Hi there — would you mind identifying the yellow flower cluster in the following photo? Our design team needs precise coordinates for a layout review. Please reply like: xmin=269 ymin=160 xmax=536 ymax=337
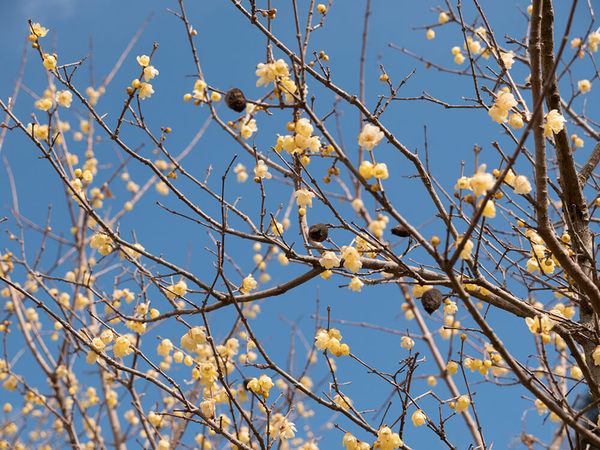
xmin=246 ymin=374 xmax=274 ymax=398
xmin=343 ymin=432 xmax=371 ymax=450
xmin=240 ymin=274 xmax=257 ymax=294
xmin=165 ymin=279 xmax=187 ymax=300
xmin=275 ymin=118 xmax=321 ymax=155
xmin=373 ymin=426 xmax=403 ymax=450
xmin=90 ymin=233 xmax=113 ymax=256
xmin=544 ymin=109 xmax=566 ymax=137
xmin=359 ymin=160 xmax=389 ymax=180
xmin=180 ymin=326 xmax=207 ymax=353
xmin=315 ymin=328 xmax=350 ymax=356
xmin=488 ymin=88 xmax=517 ymax=124
xmin=255 ymin=59 xmax=299 ymax=102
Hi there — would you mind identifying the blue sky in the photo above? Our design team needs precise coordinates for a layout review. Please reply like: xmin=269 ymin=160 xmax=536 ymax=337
xmin=1 ymin=0 xmax=597 ymax=448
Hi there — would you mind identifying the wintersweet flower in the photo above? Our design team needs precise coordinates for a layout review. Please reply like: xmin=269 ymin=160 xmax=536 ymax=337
xmin=255 ymin=59 xmax=289 ymax=87
xmin=495 ymin=90 xmax=518 ymax=110
xmin=137 ymin=55 xmax=150 ymax=67
xmin=334 ymin=394 xmax=353 ymax=411
xmin=535 ymin=399 xmax=548 ymax=415
xmin=358 ymin=124 xmax=384 ymax=150
xmin=589 ymin=29 xmax=600 ymax=52
xmin=56 ymin=91 xmax=72 ymax=107
xmin=30 ymin=23 xmax=49 ymax=39
xmin=241 ymin=118 xmax=257 ymax=139
xmin=544 ymin=109 xmax=566 ymax=137
xmin=359 ymin=160 xmax=374 ymax=179
xmin=319 ymin=251 xmax=341 ymax=269
xmin=455 ymin=235 xmax=474 ymax=260
xmin=113 ymin=335 xmax=133 ymax=358
xmin=342 ymin=246 xmax=362 ymax=272
xmin=254 ymin=160 xmax=272 ymax=179
xmin=500 ymin=51 xmax=514 ymax=69
xmin=143 ymin=65 xmax=159 ymax=81
xmin=35 ymin=98 xmax=53 ymax=111
xmin=513 ymin=175 xmax=532 ymax=195
xmin=411 ymin=409 xmax=426 ymax=427
xmin=470 ymin=164 xmax=494 ymax=197
xmin=351 ymin=198 xmax=364 ymax=211
xmin=480 ymin=199 xmax=496 ymax=218
xmin=455 ymin=395 xmax=470 ymax=413
xmin=43 ymin=54 xmax=57 ymax=70
xmin=241 ymin=275 xmax=257 ymax=294
xmin=374 ymin=426 xmax=403 ymax=450
xmin=348 ymin=277 xmax=364 ymax=292
xmin=400 ymin=336 xmax=414 ymax=349
xmin=446 ymin=361 xmax=458 ymax=375
xmin=200 ymin=397 xmax=216 ymax=418
xmin=571 ymin=38 xmax=582 ymax=49
xmin=138 ymin=83 xmax=154 ymax=100
xmin=294 ymin=189 xmax=315 ymax=208
xmin=593 ymin=345 xmax=600 ymax=366
xmin=438 ymin=12 xmax=449 ymax=23
xmin=578 ymin=79 xmax=591 ymax=93
xmin=295 ymin=118 xmax=313 ymax=137
xmin=373 ymin=163 xmax=389 ymax=179
xmin=508 ymin=113 xmax=524 ymax=129
xmin=454 ymin=176 xmax=471 ymax=190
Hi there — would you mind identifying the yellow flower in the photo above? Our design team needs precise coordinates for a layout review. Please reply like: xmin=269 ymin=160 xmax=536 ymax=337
xmin=593 ymin=345 xmax=600 ymax=366
xmin=544 ymin=109 xmax=566 ymax=137
xmin=500 ymin=51 xmax=514 ymax=69
xmin=513 ymin=175 xmax=532 ymax=195
xmin=400 ymin=336 xmax=414 ymax=349
xmin=143 ymin=65 xmax=159 ymax=81
xmin=43 ymin=54 xmax=57 ymax=70
xmin=139 ymin=83 xmax=154 ymax=100
xmin=56 ymin=91 xmax=73 ymax=107
xmin=577 ymin=79 xmax=591 ymax=94
xmin=439 ymin=12 xmax=449 ymax=23
xmin=373 ymin=163 xmax=389 ymax=179
xmin=348 ymin=277 xmax=363 ymax=292
xmin=374 ymin=426 xmax=403 ymax=450
xmin=508 ymin=113 xmax=524 ymax=129
xmin=480 ymin=199 xmax=496 ymax=218
xmin=426 ymin=29 xmax=435 ymax=40
xmin=319 ymin=251 xmax=341 ymax=269
xmin=30 ymin=23 xmax=49 ymax=38
xmin=358 ymin=124 xmax=384 ymax=150
xmin=535 ymin=399 xmax=548 ymax=415
xmin=241 ymin=275 xmax=257 ymax=294
xmin=411 ymin=409 xmax=426 ymax=427
xmin=35 ymin=98 xmax=53 ymax=111
xmin=136 ymin=55 xmax=150 ymax=67
xmin=446 ymin=361 xmax=458 ymax=375
xmin=470 ymin=164 xmax=494 ymax=197
xmin=359 ymin=160 xmax=374 ymax=179
xmin=254 ymin=160 xmax=271 ymax=179
xmin=455 ymin=395 xmax=470 ymax=413
xmin=294 ymin=188 xmax=315 ymax=208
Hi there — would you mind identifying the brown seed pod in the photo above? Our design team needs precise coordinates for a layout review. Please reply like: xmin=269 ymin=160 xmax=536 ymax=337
xmin=391 ymin=224 xmax=410 ymax=238
xmin=225 ymin=88 xmax=247 ymax=112
xmin=308 ymin=223 xmax=329 ymax=242
xmin=420 ymin=288 xmax=443 ymax=315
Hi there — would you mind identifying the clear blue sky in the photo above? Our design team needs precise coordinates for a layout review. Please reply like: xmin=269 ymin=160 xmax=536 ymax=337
xmin=1 ymin=0 xmax=596 ymax=448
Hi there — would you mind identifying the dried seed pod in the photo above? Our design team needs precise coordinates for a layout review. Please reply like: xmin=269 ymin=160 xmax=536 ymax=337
xmin=391 ymin=224 xmax=410 ymax=238
xmin=420 ymin=288 xmax=443 ymax=315
xmin=308 ymin=223 xmax=329 ymax=242
xmin=225 ymin=88 xmax=247 ymax=112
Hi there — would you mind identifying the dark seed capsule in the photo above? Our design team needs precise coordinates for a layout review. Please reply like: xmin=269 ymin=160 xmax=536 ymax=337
xmin=225 ymin=88 xmax=247 ymax=113
xmin=420 ymin=288 xmax=443 ymax=315
xmin=391 ymin=224 xmax=410 ymax=238
xmin=308 ymin=223 xmax=329 ymax=242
